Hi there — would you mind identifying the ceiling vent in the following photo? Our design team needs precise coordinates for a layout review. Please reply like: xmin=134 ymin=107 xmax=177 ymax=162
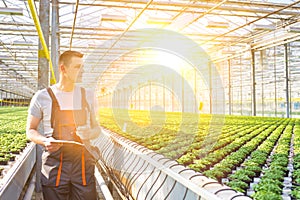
xmin=147 ymin=17 xmax=172 ymax=25
xmin=101 ymin=14 xmax=127 ymax=22
xmin=205 ymin=21 xmax=229 ymax=28
xmin=250 ymin=23 xmax=276 ymax=31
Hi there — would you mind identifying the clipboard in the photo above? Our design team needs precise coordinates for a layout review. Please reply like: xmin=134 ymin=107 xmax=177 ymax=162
xmin=46 ymin=139 xmax=84 ymax=146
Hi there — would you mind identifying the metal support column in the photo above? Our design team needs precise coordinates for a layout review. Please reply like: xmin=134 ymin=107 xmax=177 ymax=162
xmin=134 ymin=86 xmax=137 ymax=110
xmin=120 ymin=88 xmax=123 ymax=109
xmin=118 ymin=89 xmax=121 ymax=108
xmin=209 ymin=61 xmax=212 ymax=114
xmin=144 ymin=84 xmax=147 ymax=110
xmin=274 ymin=46 xmax=278 ymax=117
xmin=109 ymin=92 xmax=112 ymax=108
xmin=122 ymin=88 xmax=125 ymax=109
xmin=38 ymin=0 xmax=50 ymax=89
xmin=5 ymin=91 xmax=7 ymax=106
xmin=116 ymin=89 xmax=118 ymax=108
xmin=194 ymin=69 xmax=197 ymax=113
xmin=162 ymin=76 xmax=166 ymax=111
xmin=129 ymin=86 xmax=133 ymax=109
xmin=228 ymin=59 xmax=232 ymax=115
xmin=260 ymin=50 xmax=264 ymax=116
xmin=284 ymin=43 xmax=290 ymax=118
xmin=182 ymin=70 xmax=185 ymax=113
xmin=138 ymin=83 xmax=141 ymax=110
xmin=51 ymin=0 xmax=59 ymax=81
xmin=37 ymin=1 xmax=50 ymax=196
xmin=240 ymin=56 xmax=243 ymax=115
xmin=172 ymin=75 xmax=175 ymax=112
xmin=251 ymin=49 xmax=256 ymax=116
xmin=149 ymin=81 xmax=152 ymax=110
xmin=125 ymin=87 xmax=128 ymax=109
xmin=155 ymin=81 xmax=158 ymax=108
xmin=116 ymin=89 xmax=119 ymax=108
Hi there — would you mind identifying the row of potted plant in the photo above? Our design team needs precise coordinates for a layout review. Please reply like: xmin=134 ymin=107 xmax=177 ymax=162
xmin=292 ymin=122 xmax=300 ymax=199
xmin=0 ymin=107 xmax=28 ymax=166
xmin=225 ymin=123 xmax=288 ymax=193
xmin=192 ymin=124 xmax=268 ymax=173
xmin=99 ymin=109 xmax=290 ymax=168
xmin=251 ymin=121 xmax=293 ymax=199
xmin=0 ymin=107 xmax=27 ymax=134
xmin=203 ymin=123 xmax=282 ymax=183
xmin=98 ymin=108 xmax=298 ymax=199
xmin=176 ymin=124 xmax=260 ymax=165
xmin=164 ymin=115 xmax=274 ymax=161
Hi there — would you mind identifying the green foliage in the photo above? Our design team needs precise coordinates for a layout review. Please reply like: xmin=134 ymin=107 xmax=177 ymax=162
xmin=99 ymin=108 xmax=297 ymax=198
xmin=226 ymin=180 xmax=248 ymax=193
xmin=252 ymin=191 xmax=282 ymax=200
xmin=0 ymin=107 xmax=28 ymax=160
xmin=292 ymin=186 xmax=300 ymax=199
xmin=254 ymin=179 xmax=283 ymax=194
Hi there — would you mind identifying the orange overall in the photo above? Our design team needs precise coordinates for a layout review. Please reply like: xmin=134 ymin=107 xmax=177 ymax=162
xmin=41 ymin=87 xmax=97 ymax=200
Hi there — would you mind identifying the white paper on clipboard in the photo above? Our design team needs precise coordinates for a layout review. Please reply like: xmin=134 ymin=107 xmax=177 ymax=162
xmin=48 ymin=140 xmax=84 ymax=146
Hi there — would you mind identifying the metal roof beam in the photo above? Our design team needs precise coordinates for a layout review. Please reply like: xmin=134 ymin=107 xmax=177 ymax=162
xmin=0 ymin=7 xmax=23 ymax=15
xmin=58 ymin=1 xmax=300 ymax=16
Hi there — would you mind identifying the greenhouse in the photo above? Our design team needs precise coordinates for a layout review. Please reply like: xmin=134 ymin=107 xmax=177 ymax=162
xmin=1 ymin=0 xmax=300 ymax=200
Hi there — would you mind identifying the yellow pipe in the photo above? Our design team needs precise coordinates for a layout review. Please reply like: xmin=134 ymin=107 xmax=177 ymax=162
xmin=27 ymin=0 xmax=56 ymax=85
xmin=0 ymin=100 xmax=27 ymax=104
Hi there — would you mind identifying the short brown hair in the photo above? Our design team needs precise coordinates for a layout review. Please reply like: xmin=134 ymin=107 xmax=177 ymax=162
xmin=59 ymin=50 xmax=83 ymax=67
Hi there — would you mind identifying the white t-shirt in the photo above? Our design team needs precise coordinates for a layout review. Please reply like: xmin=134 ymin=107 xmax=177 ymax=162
xmin=28 ymin=84 xmax=93 ymax=137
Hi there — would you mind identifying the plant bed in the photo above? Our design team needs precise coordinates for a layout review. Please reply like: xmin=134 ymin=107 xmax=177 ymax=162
xmin=227 ymin=180 xmax=248 ymax=193
xmin=5 ymin=154 xmax=15 ymax=162
xmin=252 ymin=191 xmax=283 ymax=200
xmin=98 ymin=109 xmax=300 ymax=199
xmin=10 ymin=149 xmax=21 ymax=154
xmin=0 ymin=157 xmax=9 ymax=165
xmin=291 ymin=186 xmax=300 ymax=200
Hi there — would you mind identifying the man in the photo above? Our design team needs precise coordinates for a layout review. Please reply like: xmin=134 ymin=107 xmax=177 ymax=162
xmin=26 ymin=50 xmax=100 ymax=200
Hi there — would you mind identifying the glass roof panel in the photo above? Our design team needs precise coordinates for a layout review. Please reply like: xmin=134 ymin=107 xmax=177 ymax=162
xmin=1 ymin=0 xmax=300 ymax=96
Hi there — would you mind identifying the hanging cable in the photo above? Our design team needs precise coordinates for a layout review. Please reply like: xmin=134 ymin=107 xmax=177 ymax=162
xmin=69 ymin=0 xmax=79 ymax=50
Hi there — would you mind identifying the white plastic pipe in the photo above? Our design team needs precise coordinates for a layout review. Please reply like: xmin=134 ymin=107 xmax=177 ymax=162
xmin=94 ymin=166 xmax=114 ymax=200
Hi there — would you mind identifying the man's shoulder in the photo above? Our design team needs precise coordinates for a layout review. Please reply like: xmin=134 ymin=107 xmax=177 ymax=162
xmin=28 ymin=87 xmax=51 ymax=115
xmin=31 ymin=88 xmax=51 ymax=102
xmin=35 ymin=88 xmax=50 ymax=97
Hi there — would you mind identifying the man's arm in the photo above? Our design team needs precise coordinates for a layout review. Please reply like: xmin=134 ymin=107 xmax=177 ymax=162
xmin=76 ymin=125 xmax=101 ymax=140
xmin=26 ymin=114 xmax=62 ymax=152
xmin=76 ymin=106 xmax=101 ymax=140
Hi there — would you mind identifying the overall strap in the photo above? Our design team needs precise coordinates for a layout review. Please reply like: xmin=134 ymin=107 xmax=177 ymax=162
xmin=80 ymin=87 xmax=89 ymax=185
xmin=47 ymin=88 xmax=63 ymax=186
xmin=80 ymin=87 xmax=90 ymax=112
xmin=47 ymin=87 xmax=60 ymax=128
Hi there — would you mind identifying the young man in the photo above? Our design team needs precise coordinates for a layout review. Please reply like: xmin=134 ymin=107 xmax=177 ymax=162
xmin=26 ymin=50 xmax=100 ymax=200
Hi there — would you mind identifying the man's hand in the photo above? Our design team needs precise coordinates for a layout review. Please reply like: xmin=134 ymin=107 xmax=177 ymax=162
xmin=43 ymin=137 xmax=63 ymax=153
xmin=76 ymin=126 xmax=101 ymax=140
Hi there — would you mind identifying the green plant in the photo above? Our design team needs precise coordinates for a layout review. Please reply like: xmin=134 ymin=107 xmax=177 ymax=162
xmin=252 ymin=191 xmax=282 ymax=200
xmin=253 ymin=179 xmax=282 ymax=194
xmin=228 ymin=173 xmax=252 ymax=183
xmin=0 ymin=157 xmax=9 ymax=165
xmin=226 ymin=181 xmax=248 ymax=193
xmin=263 ymin=170 xmax=284 ymax=182
xmin=292 ymin=186 xmax=300 ymax=199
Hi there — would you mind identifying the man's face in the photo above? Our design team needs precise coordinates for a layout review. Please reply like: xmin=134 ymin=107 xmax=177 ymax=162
xmin=64 ymin=56 xmax=83 ymax=83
